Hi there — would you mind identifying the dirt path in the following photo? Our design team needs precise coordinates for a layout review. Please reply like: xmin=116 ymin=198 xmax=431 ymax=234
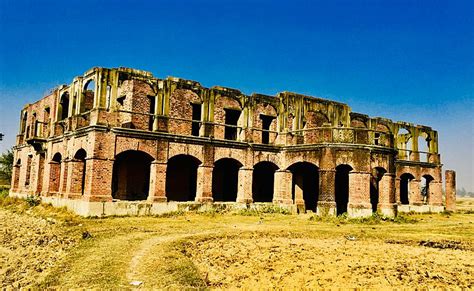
xmin=126 ymin=230 xmax=216 ymax=286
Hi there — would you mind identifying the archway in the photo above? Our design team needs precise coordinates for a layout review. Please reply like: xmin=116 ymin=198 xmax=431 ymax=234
xmin=421 ymin=175 xmax=434 ymax=205
xmin=212 ymin=158 xmax=242 ymax=201
xmin=287 ymin=162 xmax=319 ymax=212
xmin=166 ymin=155 xmax=201 ymax=201
xmin=370 ymin=167 xmax=387 ymax=213
xmin=112 ymin=150 xmax=153 ymax=201
xmin=59 ymin=92 xmax=70 ymax=120
xmin=50 ymin=153 xmax=62 ymax=193
xmin=252 ymin=161 xmax=279 ymax=202
xmin=400 ymin=173 xmax=415 ymax=205
xmin=71 ymin=149 xmax=87 ymax=195
xmin=418 ymin=132 xmax=430 ymax=162
xmin=335 ymin=164 xmax=352 ymax=215
xmin=81 ymin=79 xmax=95 ymax=113
xmin=397 ymin=128 xmax=412 ymax=160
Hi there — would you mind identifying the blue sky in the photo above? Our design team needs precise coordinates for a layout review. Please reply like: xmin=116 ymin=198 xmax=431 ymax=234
xmin=0 ymin=0 xmax=472 ymax=191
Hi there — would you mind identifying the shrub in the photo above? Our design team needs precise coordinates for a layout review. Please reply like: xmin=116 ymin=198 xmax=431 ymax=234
xmin=26 ymin=195 xmax=41 ymax=207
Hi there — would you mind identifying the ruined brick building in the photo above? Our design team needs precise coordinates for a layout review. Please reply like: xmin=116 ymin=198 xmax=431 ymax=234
xmin=10 ymin=67 xmax=457 ymax=216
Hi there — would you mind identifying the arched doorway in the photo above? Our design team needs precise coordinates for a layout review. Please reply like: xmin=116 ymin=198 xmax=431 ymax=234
xmin=252 ymin=161 xmax=279 ymax=202
xmin=212 ymin=158 xmax=243 ymax=201
xmin=50 ymin=153 xmax=62 ymax=193
xmin=335 ymin=164 xmax=353 ymax=215
xmin=421 ymin=175 xmax=434 ymax=205
xmin=112 ymin=150 xmax=153 ymax=201
xmin=400 ymin=173 xmax=415 ymax=205
xmin=287 ymin=162 xmax=319 ymax=212
xmin=166 ymin=155 xmax=201 ymax=201
xmin=370 ymin=167 xmax=387 ymax=213
xmin=72 ymin=149 xmax=87 ymax=195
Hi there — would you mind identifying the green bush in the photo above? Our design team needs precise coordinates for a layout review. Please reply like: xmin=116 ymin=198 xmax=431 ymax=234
xmin=26 ymin=195 xmax=41 ymax=207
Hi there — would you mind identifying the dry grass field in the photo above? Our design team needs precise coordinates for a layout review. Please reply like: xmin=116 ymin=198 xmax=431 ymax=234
xmin=1 ymin=193 xmax=473 ymax=289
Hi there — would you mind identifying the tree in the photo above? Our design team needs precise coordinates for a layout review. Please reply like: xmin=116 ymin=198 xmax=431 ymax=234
xmin=0 ymin=148 xmax=13 ymax=184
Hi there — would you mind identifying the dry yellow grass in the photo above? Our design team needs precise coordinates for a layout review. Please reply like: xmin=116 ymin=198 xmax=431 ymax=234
xmin=457 ymin=196 xmax=474 ymax=212
xmin=1 ymin=197 xmax=473 ymax=289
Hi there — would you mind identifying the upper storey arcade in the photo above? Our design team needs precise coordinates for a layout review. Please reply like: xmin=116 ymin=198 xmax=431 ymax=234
xmin=15 ymin=67 xmax=440 ymax=165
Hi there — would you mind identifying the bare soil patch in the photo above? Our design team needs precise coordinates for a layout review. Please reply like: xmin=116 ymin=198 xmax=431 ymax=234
xmin=182 ymin=233 xmax=474 ymax=289
xmin=0 ymin=209 xmax=80 ymax=288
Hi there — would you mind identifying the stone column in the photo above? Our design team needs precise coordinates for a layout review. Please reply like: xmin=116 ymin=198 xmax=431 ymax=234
xmin=409 ymin=179 xmax=423 ymax=205
xmin=378 ymin=173 xmax=397 ymax=217
xmin=348 ymin=171 xmax=372 ymax=217
xmin=317 ymin=169 xmax=336 ymax=216
xmin=83 ymin=158 xmax=113 ymax=202
xmin=148 ymin=161 xmax=167 ymax=202
xmin=195 ymin=165 xmax=213 ymax=203
xmin=273 ymin=170 xmax=293 ymax=204
xmin=445 ymin=170 xmax=456 ymax=211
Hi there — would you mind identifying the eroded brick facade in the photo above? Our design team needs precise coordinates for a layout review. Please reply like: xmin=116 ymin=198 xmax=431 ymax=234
xmin=10 ymin=67 xmax=455 ymax=216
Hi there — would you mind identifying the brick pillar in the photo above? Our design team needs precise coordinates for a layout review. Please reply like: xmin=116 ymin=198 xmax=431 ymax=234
xmin=237 ymin=167 xmax=253 ymax=203
xmin=445 ymin=170 xmax=456 ymax=211
xmin=46 ymin=161 xmax=61 ymax=195
xmin=317 ymin=169 xmax=336 ymax=216
xmin=378 ymin=173 xmax=397 ymax=217
xmin=395 ymin=177 xmax=401 ymax=204
xmin=11 ymin=165 xmax=20 ymax=192
xmin=67 ymin=159 xmax=84 ymax=199
xmin=148 ymin=161 xmax=167 ymax=202
xmin=273 ymin=170 xmax=292 ymax=204
xmin=409 ymin=179 xmax=423 ymax=205
xmin=196 ymin=165 xmax=213 ymax=203
xmin=348 ymin=171 xmax=372 ymax=217
xmin=83 ymin=158 xmax=113 ymax=202
xmin=428 ymin=181 xmax=443 ymax=207
xmin=60 ymin=160 xmax=69 ymax=198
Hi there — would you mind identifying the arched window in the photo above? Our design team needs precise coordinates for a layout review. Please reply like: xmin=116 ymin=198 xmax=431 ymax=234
xmin=397 ymin=128 xmax=412 ymax=160
xmin=81 ymin=79 xmax=95 ymax=113
xmin=418 ymin=132 xmax=431 ymax=162
xmin=59 ymin=92 xmax=70 ymax=120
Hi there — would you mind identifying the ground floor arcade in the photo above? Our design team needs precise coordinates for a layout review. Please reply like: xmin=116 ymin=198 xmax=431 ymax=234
xmin=10 ymin=132 xmax=453 ymax=217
